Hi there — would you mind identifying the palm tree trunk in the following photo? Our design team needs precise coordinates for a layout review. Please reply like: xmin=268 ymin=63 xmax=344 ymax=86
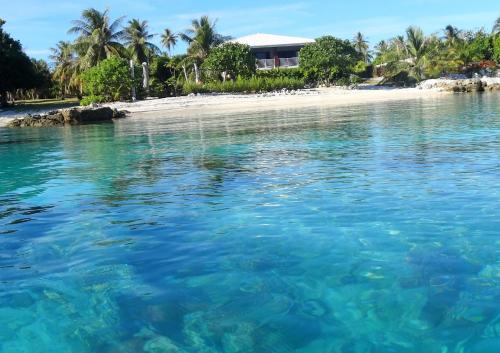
xmin=60 ymin=79 xmax=66 ymax=100
xmin=193 ymin=63 xmax=200 ymax=84
xmin=182 ymin=65 xmax=188 ymax=81
xmin=142 ymin=63 xmax=150 ymax=96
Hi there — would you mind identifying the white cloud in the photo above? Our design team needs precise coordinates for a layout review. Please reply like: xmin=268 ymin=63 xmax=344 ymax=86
xmin=25 ymin=49 xmax=51 ymax=56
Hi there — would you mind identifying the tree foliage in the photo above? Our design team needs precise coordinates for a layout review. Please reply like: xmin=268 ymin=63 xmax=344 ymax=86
xmin=123 ymin=19 xmax=159 ymax=64
xmin=352 ymin=32 xmax=371 ymax=63
xmin=465 ymin=30 xmax=493 ymax=61
xmin=299 ymin=36 xmax=360 ymax=85
xmin=493 ymin=35 xmax=500 ymax=63
xmin=69 ymin=8 xmax=125 ymax=68
xmin=493 ymin=17 xmax=500 ymax=35
xmin=375 ymin=22 xmax=500 ymax=83
xmin=180 ymin=16 xmax=229 ymax=61
xmin=31 ymin=59 xmax=54 ymax=99
xmin=82 ymin=57 xmax=133 ymax=102
xmin=0 ymin=19 xmax=37 ymax=106
xmin=202 ymin=43 xmax=256 ymax=81
xmin=50 ymin=41 xmax=78 ymax=98
xmin=148 ymin=55 xmax=185 ymax=97
xmin=161 ymin=28 xmax=178 ymax=54
xmin=179 ymin=16 xmax=230 ymax=83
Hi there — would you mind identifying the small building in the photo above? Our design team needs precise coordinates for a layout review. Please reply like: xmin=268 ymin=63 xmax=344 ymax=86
xmin=232 ymin=33 xmax=315 ymax=70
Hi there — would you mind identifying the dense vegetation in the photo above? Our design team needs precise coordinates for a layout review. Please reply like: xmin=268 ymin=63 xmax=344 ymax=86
xmin=373 ymin=25 xmax=500 ymax=85
xmin=81 ymin=57 xmax=135 ymax=103
xmin=299 ymin=36 xmax=361 ymax=85
xmin=183 ymin=77 xmax=305 ymax=94
xmin=1 ymin=11 xmax=500 ymax=107
xmin=202 ymin=43 xmax=256 ymax=81
xmin=0 ymin=19 xmax=54 ymax=107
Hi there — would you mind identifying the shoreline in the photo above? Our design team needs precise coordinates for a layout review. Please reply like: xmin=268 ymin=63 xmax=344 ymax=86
xmin=0 ymin=87 xmax=451 ymax=126
xmin=107 ymin=87 xmax=450 ymax=120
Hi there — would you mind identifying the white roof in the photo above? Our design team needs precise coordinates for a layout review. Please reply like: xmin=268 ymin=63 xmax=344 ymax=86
xmin=232 ymin=33 xmax=315 ymax=48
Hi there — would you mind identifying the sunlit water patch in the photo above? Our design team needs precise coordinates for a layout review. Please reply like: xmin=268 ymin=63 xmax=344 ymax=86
xmin=1 ymin=94 xmax=500 ymax=353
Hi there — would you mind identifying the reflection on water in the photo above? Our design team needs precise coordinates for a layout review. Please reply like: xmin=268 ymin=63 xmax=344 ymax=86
xmin=1 ymin=93 xmax=500 ymax=353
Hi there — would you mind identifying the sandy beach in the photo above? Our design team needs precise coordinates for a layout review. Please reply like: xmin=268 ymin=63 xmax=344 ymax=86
xmin=0 ymin=87 xmax=449 ymax=126
xmin=106 ymin=87 xmax=449 ymax=118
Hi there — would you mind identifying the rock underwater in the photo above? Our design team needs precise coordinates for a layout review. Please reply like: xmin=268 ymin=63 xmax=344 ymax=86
xmin=7 ymin=107 xmax=128 ymax=128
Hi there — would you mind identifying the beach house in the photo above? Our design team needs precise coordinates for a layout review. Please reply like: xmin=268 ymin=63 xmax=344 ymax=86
xmin=232 ymin=33 xmax=315 ymax=69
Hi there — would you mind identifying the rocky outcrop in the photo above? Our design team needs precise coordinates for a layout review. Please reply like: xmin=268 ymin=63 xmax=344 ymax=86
xmin=480 ymin=77 xmax=500 ymax=91
xmin=7 ymin=107 xmax=127 ymax=128
xmin=417 ymin=78 xmax=500 ymax=92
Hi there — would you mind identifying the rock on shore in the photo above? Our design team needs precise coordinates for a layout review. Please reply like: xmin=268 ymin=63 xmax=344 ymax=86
xmin=7 ymin=107 xmax=127 ymax=128
xmin=418 ymin=77 xmax=500 ymax=92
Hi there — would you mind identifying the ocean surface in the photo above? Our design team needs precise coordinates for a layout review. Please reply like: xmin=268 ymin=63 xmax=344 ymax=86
xmin=1 ymin=94 xmax=499 ymax=353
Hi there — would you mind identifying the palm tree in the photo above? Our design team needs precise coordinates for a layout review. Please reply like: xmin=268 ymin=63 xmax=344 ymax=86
xmin=393 ymin=35 xmax=408 ymax=57
xmin=50 ymin=41 xmax=75 ymax=98
xmin=443 ymin=25 xmax=461 ymax=47
xmin=68 ymin=8 xmax=125 ymax=68
xmin=493 ymin=17 xmax=500 ymax=35
xmin=353 ymin=32 xmax=371 ymax=63
xmin=161 ymin=28 xmax=178 ymax=54
xmin=405 ymin=26 xmax=430 ymax=80
xmin=123 ymin=19 xmax=160 ymax=64
xmin=180 ymin=16 xmax=229 ymax=83
xmin=375 ymin=40 xmax=388 ymax=55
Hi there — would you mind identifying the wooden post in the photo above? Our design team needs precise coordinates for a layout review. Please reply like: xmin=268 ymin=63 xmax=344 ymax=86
xmin=130 ymin=60 xmax=136 ymax=101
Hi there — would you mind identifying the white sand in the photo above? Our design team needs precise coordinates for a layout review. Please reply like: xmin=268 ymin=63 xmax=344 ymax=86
xmin=0 ymin=87 xmax=448 ymax=126
xmin=106 ymin=87 xmax=448 ymax=119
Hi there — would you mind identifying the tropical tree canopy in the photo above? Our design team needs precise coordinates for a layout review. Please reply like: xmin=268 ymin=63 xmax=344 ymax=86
xmin=123 ymin=19 xmax=160 ymax=64
xmin=352 ymin=32 xmax=371 ymax=63
xmin=443 ymin=25 xmax=461 ymax=47
xmin=202 ymin=43 xmax=256 ymax=80
xmin=82 ymin=57 xmax=134 ymax=102
xmin=161 ymin=28 xmax=178 ymax=53
xmin=493 ymin=17 xmax=500 ymax=35
xmin=50 ymin=41 xmax=76 ymax=97
xmin=69 ymin=8 xmax=125 ymax=68
xmin=493 ymin=35 xmax=500 ymax=62
xmin=0 ymin=19 xmax=37 ymax=106
xmin=180 ymin=16 xmax=229 ymax=60
xmin=30 ymin=59 xmax=54 ymax=98
xmin=179 ymin=16 xmax=230 ymax=83
xmin=299 ymin=36 xmax=361 ymax=85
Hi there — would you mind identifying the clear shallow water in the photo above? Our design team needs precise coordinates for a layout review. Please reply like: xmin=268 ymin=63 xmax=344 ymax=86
xmin=1 ymin=94 xmax=499 ymax=353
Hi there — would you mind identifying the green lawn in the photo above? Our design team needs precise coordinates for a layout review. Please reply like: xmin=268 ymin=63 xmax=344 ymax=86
xmin=2 ymin=98 xmax=80 ymax=114
xmin=0 ymin=98 xmax=79 ymax=116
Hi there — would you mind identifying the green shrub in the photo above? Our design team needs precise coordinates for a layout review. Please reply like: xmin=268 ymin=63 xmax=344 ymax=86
xmin=256 ymin=68 xmax=304 ymax=80
xmin=182 ymin=76 xmax=305 ymax=95
xmin=299 ymin=36 xmax=361 ymax=86
xmin=82 ymin=57 xmax=134 ymax=102
xmin=80 ymin=95 xmax=105 ymax=106
xmin=467 ymin=31 xmax=493 ymax=62
xmin=381 ymin=71 xmax=418 ymax=87
xmin=352 ymin=61 xmax=374 ymax=78
xmin=183 ymin=81 xmax=210 ymax=95
xmin=493 ymin=35 xmax=500 ymax=64
xmin=149 ymin=55 xmax=184 ymax=97
xmin=202 ymin=43 xmax=256 ymax=81
xmin=349 ymin=75 xmax=364 ymax=84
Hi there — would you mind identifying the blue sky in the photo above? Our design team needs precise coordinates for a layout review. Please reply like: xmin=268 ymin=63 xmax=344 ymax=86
xmin=1 ymin=0 xmax=499 ymax=62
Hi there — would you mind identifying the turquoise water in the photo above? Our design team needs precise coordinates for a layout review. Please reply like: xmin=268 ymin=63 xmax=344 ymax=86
xmin=1 ymin=94 xmax=499 ymax=353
